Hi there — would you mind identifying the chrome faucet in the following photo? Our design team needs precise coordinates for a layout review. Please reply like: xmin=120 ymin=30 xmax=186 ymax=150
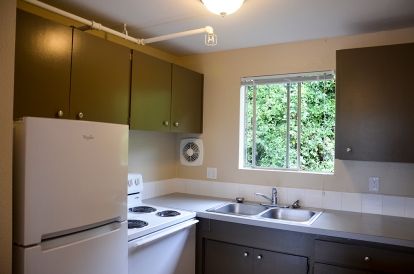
xmin=255 ymin=187 xmax=278 ymax=206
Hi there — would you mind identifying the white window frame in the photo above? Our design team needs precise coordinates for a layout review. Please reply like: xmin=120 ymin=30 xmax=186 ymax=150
xmin=238 ymin=71 xmax=335 ymax=173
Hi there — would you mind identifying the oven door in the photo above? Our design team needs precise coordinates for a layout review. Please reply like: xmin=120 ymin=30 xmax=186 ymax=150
xmin=128 ymin=219 xmax=198 ymax=274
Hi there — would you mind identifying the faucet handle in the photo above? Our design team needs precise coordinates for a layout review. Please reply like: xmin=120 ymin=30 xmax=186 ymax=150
xmin=291 ymin=200 xmax=300 ymax=209
xmin=235 ymin=197 xmax=245 ymax=203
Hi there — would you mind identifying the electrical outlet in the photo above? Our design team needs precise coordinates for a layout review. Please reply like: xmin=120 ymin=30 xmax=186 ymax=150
xmin=368 ymin=177 xmax=379 ymax=192
xmin=207 ymin=167 xmax=217 ymax=180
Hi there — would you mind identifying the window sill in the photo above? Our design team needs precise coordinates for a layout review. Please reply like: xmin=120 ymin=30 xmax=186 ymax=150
xmin=239 ymin=166 xmax=334 ymax=175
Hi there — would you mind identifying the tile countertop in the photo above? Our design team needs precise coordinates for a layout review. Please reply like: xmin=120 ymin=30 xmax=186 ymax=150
xmin=145 ymin=193 xmax=414 ymax=248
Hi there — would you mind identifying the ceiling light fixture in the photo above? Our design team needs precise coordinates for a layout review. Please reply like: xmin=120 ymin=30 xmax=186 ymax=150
xmin=201 ymin=0 xmax=245 ymax=16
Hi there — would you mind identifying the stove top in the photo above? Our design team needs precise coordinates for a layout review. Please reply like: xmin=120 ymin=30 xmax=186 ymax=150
xmin=156 ymin=210 xmax=181 ymax=217
xmin=129 ymin=206 xmax=157 ymax=213
xmin=128 ymin=219 xmax=148 ymax=229
xmin=127 ymin=202 xmax=196 ymax=241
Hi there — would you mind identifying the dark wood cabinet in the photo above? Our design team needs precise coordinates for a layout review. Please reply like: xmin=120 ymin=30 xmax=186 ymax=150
xmin=205 ymin=240 xmax=253 ymax=274
xmin=197 ymin=218 xmax=414 ymax=274
xmin=314 ymin=263 xmax=373 ymax=274
xmin=130 ymin=50 xmax=172 ymax=131
xmin=204 ymin=240 xmax=307 ymax=274
xmin=252 ymin=248 xmax=307 ymax=274
xmin=70 ymin=29 xmax=130 ymax=124
xmin=335 ymin=43 xmax=414 ymax=162
xmin=171 ymin=64 xmax=203 ymax=133
xmin=314 ymin=240 xmax=414 ymax=274
xmin=14 ymin=10 xmax=130 ymax=124
xmin=130 ymin=52 xmax=204 ymax=133
xmin=14 ymin=9 xmax=72 ymax=120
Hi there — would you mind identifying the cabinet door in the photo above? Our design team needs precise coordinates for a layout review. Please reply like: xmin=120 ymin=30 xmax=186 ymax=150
xmin=14 ymin=10 xmax=72 ymax=120
xmin=70 ymin=29 xmax=130 ymax=124
xmin=130 ymin=51 xmax=172 ymax=131
xmin=204 ymin=240 xmax=253 ymax=274
xmin=253 ymin=249 xmax=308 ymax=274
xmin=171 ymin=64 xmax=203 ymax=133
xmin=314 ymin=263 xmax=372 ymax=274
xmin=335 ymin=43 xmax=414 ymax=162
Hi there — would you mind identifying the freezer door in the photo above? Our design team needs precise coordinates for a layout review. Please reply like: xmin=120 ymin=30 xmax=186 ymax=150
xmin=14 ymin=222 xmax=127 ymax=274
xmin=14 ymin=117 xmax=128 ymax=245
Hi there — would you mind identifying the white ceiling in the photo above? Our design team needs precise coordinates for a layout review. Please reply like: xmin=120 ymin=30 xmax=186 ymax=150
xmin=41 ymin=0 xmax=414 ymax=56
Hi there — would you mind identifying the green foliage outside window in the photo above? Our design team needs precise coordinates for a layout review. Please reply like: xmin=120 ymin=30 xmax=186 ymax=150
xmin=244 ymin=78 xmax=335 ymax=173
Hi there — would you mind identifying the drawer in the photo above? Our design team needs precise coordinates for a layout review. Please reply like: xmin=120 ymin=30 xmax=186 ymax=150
xmin=314 ymin=240 xmax=414 ymax=273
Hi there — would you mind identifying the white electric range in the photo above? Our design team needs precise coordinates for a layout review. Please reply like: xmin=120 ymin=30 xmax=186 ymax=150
xmin=127 ymin=174 xmax=196 ymax=241
xmin=127 ymin=174 xmax=197 ymax=274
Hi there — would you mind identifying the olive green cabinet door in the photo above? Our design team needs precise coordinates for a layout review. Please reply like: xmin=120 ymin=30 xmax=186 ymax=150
xmin=335 ymin=43 xmax=414 ymax=162
xmin=171 ymin=64 xmax=203 ymax=133
xmin=70 ymin=29 xmax=130 ymax=124
xmin=130 ymin=51 xmax=172 ymax=131
xmin=14 ymin=10 xmax=72 ymax=120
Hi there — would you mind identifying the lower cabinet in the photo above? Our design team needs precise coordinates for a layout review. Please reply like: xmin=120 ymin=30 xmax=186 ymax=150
xmin=198 ymin=219 xmax=414 ymax=274
xmin=314 ymin=240 xmax=414 ymax=274
xmin=204 ymin=240 xmax=308 ymax=274
xmin=313 ymin=263 xmax=373 ymax=274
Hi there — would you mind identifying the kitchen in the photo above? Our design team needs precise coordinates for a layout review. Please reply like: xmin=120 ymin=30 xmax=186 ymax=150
xmin=1 ymin=0 xmax=414 ymax=273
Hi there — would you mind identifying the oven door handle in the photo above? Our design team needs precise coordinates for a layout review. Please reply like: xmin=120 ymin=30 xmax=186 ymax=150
xmin=128 ymin=219 xmax=198 ymax=249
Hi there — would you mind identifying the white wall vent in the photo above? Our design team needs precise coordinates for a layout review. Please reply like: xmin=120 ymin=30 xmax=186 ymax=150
xmin=180 ymin=138 xmax=203 ymax=166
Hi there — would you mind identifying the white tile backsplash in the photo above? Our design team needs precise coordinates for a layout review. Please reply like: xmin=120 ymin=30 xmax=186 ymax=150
xmin=382 ymin=195 xmax=405 ymax=217
xmin=405 ymin=197 xmax=414 ymax=218
xmin=322 ymin=191 xmax=342 ymax=210
xmin=143 ymin=178 xmax=413 ymax=218
xmin=341 ymin=192 xmax=362 ymax=213
xmin=362 ymin=194 xmax=382 ymax=214
xmin=287 ymin=188 xmax=305 ymax=204
xmin=304 ymin=189 xmax=323 ymax=208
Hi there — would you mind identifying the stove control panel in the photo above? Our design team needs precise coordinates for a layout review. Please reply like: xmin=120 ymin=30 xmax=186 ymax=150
xmin=128 ymin=173 xmax=143 ymax=194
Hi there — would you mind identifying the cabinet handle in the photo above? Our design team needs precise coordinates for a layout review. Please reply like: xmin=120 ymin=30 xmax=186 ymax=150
xmin=163 ymin=121 xmax=169 ymax=126
xmin=56 ymin=110 xmax=64 ymax=118
xmin=77 ymin=112 xmax=84 ymax=120
xmin=346 ymin=147 xmax=352 ymax=153
xmin=173 ymin=122 xmax=180 ymax=127
xmin=364 ymin=256 xmax=371 ymax=262
xmin=257 ymin=255 xmax=262 ymax=260
xmin=243 ymin=252 xmax=249 ymax=257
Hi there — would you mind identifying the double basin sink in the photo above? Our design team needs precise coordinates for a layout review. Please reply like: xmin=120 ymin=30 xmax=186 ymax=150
xmin=207 ymin=202 xmax=322 ymax=225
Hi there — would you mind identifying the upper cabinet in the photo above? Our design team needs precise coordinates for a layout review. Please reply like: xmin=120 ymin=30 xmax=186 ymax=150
xmin=130 ymin=50 xmax=172 ymax=131
xmin=14 ymin=10 xmax=130 ymax=124
xmin=70 ymin=29 xmax=130 ymax=124
xmin=335 ymin=43 xmax=414 ymax=162
xmin=171 ymin=64 xmax=204 ymax=133
xmin=14 ymin=9 xmax=72 ymax=119
xmin=130 ymin=51 xmax=204 ymax=133
xmin=14 ymin=10 xmax=203 ymax=131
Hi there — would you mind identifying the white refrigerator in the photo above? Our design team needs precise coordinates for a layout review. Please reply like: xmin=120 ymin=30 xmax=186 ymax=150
xmin=13 ymin=117 xmax=128 ymax=274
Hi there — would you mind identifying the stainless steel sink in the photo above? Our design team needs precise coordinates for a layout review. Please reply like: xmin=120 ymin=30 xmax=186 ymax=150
xmin=259 ymin=208 xmax=322 ymax=224
xmin=207 ymin=203 xmax=267 ymax=216
xmin=207 ymin=202 xmax=323 ymax=225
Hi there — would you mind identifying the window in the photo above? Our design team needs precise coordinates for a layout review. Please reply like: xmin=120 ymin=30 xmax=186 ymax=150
xmin=240 ymin=71 xmax=336 ymax=173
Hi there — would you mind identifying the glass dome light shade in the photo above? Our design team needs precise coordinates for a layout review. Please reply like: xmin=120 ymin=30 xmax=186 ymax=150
xmin=201 ymin=0 xmax=245 ymax=16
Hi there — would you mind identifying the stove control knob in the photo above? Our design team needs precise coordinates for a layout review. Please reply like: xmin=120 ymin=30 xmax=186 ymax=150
xmin=128 ymin=180 xmax=132 ymax=187
xmin=135 ymin=179 xmax=139 ymax=185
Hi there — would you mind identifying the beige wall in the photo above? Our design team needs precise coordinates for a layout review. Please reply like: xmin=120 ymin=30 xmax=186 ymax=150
xmin=0 ymin=0 xmax=16 ymax=273
xmin=176 ymin=27 xmax=414 ymax=197
xmin=128 ymin=130 xmax=178 ymax=182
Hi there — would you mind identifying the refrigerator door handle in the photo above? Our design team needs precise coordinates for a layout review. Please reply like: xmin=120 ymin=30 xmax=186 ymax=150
xmin=41 ymin=221 xmax=124 ymax=251
xmin=128 ymin=219 xmax=198 ymax=249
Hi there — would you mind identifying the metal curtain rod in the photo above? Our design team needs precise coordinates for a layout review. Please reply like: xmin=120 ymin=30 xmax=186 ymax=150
xmin=24 ymin=0 xmax=214 ymax=45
